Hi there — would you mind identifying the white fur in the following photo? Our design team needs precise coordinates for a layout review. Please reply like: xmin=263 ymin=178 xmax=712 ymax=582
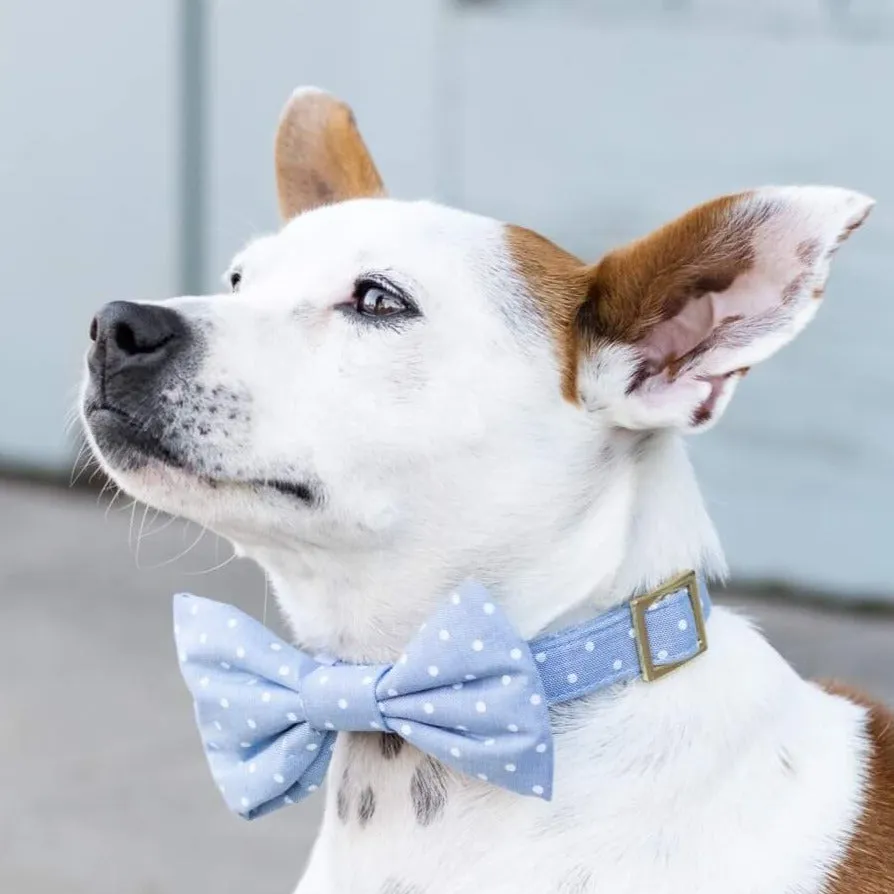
xmin=81 ymin=185 xmax=874 ymax=894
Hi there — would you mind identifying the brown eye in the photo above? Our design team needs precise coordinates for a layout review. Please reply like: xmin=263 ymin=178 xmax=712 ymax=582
xmin=355 ymin=284 xmax=409 ymax=318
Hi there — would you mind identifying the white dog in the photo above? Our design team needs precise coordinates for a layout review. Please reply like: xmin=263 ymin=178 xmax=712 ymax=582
xmin=81 ymin=88 xmax=892 ymax=894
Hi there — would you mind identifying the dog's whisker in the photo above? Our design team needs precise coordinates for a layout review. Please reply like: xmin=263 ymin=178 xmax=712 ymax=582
xmin=146 ymin=521 xmax=209 ymax=571
xmin=97 ymin=476 xmax=118 ymax=509
xmin=103 ymin=492 xmax=119 ymax=516
xmin=70 ymin=443 xmax=96 ymax=488
xmin=184 ymin=545 xmax=238 ymax=577
xmin=69 ymin=440 xmax=88 ymax=473
xmin=141 ymin=508 xmax=177 ymax=539
xmin=63 ymin=409 xmax=81 ymax=437
xmin=127 ymin=499 xmax=139 ymax=548
xmin=133 ymin=503 xmax=153 ymax=568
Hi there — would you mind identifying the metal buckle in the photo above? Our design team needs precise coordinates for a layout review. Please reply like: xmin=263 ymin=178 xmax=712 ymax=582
xmin=630 ymin=570 xmax=707 ymax=683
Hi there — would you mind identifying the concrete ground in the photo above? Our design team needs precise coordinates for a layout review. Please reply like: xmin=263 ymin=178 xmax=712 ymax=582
xmin=2 ymin=478 xmax=892 ymax=894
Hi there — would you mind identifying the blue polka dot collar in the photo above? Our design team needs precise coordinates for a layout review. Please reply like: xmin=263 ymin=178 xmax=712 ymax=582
xmin=174 ymin=571 xmax=710 ymax=819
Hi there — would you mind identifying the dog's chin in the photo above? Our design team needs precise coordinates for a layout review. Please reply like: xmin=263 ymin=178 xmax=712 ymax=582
xmin=82 ymin=403 xmax=317 ymax=529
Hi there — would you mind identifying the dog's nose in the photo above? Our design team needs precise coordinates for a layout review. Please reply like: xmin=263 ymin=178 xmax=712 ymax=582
xmin=88 ymin=301 xmax=186 ymax=378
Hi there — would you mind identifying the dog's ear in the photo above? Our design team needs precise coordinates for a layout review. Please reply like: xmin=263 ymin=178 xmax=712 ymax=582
xmin=574 ymin=187 xmax=873 ymax=432
xmin=274 ymin=87 xmax=385 ymax=221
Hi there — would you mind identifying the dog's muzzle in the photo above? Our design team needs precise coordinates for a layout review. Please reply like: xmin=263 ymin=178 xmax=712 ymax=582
xmin=83 ymin=300 xmax=193 ymax=465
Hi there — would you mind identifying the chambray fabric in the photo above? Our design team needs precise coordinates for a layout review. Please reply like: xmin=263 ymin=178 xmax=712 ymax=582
xmin=529 ymin=578 xmax=710 ymax=704
xmin=174 ymin=578 xmax=710 ymax=819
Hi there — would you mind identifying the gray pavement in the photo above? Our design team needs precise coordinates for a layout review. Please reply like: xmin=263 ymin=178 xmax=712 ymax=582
xmin=2 ymin=478 xmax=892 ymax=894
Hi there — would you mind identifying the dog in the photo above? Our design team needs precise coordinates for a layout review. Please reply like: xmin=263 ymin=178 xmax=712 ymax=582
xmin=81 ymin=87 xmax=893 ymax=894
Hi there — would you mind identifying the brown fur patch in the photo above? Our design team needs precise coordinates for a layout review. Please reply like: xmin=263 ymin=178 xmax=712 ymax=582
xmin=829 ymin=203 xmax=874 ymax=255
xmin=506 ymin=193 xmax=769 ymax=401
xmin=820 ymin=682 xmax=894 ymax=893
xmin=782 ymin=271 xmax=809 ymax=306
xmin=274 ymin=89 xmax=385 ymax=221
xmin=578 ymin=194 xmax=765 ymax=348
xmin=797 ymin=238 xmax=822 ymax=266
xmin=504 ymin=226 xmax=588 ymax=400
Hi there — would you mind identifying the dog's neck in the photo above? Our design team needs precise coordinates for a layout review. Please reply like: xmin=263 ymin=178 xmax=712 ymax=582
xmin=245 ymin=432 xmax=725 ymax=663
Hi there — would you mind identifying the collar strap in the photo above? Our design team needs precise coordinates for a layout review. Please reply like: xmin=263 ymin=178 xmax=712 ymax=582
xmin=528 ymin=571 xmax=710 ymax=706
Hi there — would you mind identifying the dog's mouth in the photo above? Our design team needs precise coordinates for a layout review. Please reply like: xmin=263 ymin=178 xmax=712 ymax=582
xmin=85 ymin=401 xmax=188 ymax=471
xmin=84 ymin=401 xmax=316 ymax=504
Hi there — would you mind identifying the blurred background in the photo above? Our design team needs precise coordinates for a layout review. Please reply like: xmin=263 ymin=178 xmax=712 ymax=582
xmin=1 ymin=1 xmax=892 ymax=892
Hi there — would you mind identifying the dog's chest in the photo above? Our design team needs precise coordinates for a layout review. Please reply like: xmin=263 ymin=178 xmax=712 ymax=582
xmin=310 ymin=733 xmax=586 ymax=894
xmin=308 ymin=730 xmax=762 ymax=894
xmin=299 ymin=655 xmax=869 ymax=894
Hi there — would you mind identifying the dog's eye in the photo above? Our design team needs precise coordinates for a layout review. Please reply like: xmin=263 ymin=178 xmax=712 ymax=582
xmin=229 ymin=270 xmax=242 ymax=292
xmin=354 ymin=281 xmax=412 ymax=318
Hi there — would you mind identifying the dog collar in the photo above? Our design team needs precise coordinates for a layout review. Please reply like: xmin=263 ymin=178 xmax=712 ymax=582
xmin=174 ymin=571 xmax=710 ymax=818
xmin=529 ymin=570 xmax=709 ymax=697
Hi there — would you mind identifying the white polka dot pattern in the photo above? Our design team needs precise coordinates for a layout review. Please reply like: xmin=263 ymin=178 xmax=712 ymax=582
xmin=173 ymin=575 xmax=710 ymax=820
xmin=525 ymin=576 xmax=709 ymax=704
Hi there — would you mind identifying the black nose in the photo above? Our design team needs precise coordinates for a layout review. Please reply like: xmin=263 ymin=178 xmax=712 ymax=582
xmin=88 ymin=301 xmax=186 ymax=381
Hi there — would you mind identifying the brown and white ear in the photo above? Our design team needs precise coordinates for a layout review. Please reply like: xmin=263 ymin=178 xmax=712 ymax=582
xmin=579 ymin=187 xmax=874 ymax=431
xmin=274 ymin=87 xmax=385 ymax=221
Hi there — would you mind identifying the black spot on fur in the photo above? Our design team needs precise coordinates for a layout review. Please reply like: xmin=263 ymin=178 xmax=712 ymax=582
xmin=380 ymin=880 xmax=422 ymax=894
xmin=410 ymin=757 xmax=447 ymax=827
xmin=780 ymin=746 xmax=796 ymax=776
xmin=557 ymin=866 xmax=593 ymax=893
xmin=358 ymin=785 xmax=376 ymax=827
xmin=336 ymin=768 xmax=351 ymax=823
xmin=380 ymin=733 xmax=404 ymax=760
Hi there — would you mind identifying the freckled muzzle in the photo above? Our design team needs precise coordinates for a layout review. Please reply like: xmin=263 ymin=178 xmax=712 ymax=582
xmin=82 ymin=300 xmax=206 ymax=469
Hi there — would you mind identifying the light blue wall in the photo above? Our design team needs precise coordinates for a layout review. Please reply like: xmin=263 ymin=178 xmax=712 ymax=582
xmin=0 ymin=0 xmax=180 ymax=467
xmin=2 ymin=0 xmax=891 ymax=597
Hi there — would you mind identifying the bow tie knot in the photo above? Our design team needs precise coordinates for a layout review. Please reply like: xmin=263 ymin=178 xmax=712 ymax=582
xmin=301 ymin=663 xmax=389 ymax=733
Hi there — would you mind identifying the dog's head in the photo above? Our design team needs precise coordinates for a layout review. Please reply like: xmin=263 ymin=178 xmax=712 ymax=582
xmin=81 ymin=88 xmax=872 ymax=650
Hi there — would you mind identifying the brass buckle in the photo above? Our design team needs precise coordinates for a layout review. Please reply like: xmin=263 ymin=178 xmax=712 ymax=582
xmin=630 ymin=570 xmax=707 ymax=683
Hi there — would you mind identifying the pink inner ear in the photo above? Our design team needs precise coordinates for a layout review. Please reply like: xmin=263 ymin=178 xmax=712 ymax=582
xmin=637 ymin=293 xmax=727 ymax=377
xmin=634 ymin=294 xmax=748 ymax=427
xmin=632 ymin=216 xmax=825 ymax=385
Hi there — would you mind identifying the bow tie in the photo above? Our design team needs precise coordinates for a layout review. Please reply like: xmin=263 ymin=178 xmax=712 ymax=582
xmin=174 ymin=573 xmax=710 ymax=819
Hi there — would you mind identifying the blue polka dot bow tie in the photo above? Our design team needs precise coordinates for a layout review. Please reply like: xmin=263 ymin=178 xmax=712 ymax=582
xmin=174 ymin=573 xmax=710 ymax=819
